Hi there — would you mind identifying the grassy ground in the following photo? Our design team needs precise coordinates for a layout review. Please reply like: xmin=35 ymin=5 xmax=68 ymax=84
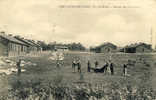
xmin=1 ymin=52 xmax=156 ymax=99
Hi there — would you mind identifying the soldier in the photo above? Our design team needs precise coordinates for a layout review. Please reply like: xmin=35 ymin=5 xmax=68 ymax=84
xmin=110 ymin=62 xmax=114 ymax=75
xmin=94 ymin=60 xmax=99 ymax=68
xmin=72 ymin=58 xmax=77 ymax=72
xmin=104 ymin=61 xmax=108 ymax=74
xmin=17 ymin=59 xmax=21 ymax=76
xmin=56 ymin=61 xmax=60 ymax=68
xmin=123 ymin=64 xmax=127 ymax=76
xmin=108 ymin=60 xmax=114 ymax=75
xmin=87 ymin=60 xmax=91 ymax=72
xmin=77 ymin=59 xmax=81 ymax=73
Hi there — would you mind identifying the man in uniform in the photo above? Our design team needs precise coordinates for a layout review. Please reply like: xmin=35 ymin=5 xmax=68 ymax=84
xmin=104 ymin=61 xmax=108 ymax=74
xmin=77 ymin=59 xmax=81 ymax=73
xmin=17 ymin=59 xmax=22 ymax=76
xmin=110 ymin=62 xmax=114 ymax=75
xmin=123 ymin=64 xmax=127 ymax=76
xmin=94 ymin=60 xmax=99 ymax=68
xmin=87 ymin=60 xmax=91 ymax=72
xmin=72 ymin=58 xmax=77 ymax=72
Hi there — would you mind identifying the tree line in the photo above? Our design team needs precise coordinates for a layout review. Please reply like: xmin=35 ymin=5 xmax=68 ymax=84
xmin=37 ymin=41 xmax=86 ymax=51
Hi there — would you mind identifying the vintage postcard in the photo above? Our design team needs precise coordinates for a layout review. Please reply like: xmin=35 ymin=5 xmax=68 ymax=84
xmin=0 ymin=0 xmax=156 ymax=99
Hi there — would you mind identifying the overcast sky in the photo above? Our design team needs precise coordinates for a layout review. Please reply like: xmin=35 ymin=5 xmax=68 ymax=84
xmin=0 ymin=0 xmax=156 ymax=47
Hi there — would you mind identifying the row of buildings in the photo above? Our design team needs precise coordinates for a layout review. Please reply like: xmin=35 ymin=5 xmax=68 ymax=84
xmin=0 ymin=31 xmax=42 ymax=57
xmin=0 ymin=31 xmax=154 ymax=57
xmin=90 ymin=42 xmax=152 ymax=53
xmin=92 ymin=28 xmax=156 ymax=53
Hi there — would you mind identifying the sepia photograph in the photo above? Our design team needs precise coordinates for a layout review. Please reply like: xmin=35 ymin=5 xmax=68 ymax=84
xmin=0 ymin=0 xmax=156 ymax=99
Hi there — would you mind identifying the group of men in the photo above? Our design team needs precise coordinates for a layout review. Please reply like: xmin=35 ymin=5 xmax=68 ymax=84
xmin=87 ymin=60 xmax=115 ymax=75
xmin=72 ymin=58 xmax=82 ymax=73
xmin=72 ymin=58 xmax=128 ymax=76
xmin=16 ymin=56 xmax=128 ymax=77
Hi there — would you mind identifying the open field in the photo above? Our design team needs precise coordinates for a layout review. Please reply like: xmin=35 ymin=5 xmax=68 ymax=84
xmin=1 ymin=51 xmax=156 ymax=100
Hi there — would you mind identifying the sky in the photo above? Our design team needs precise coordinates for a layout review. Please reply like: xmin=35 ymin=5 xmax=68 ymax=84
xmin=0 ymin=0 xmax=156 ymax=47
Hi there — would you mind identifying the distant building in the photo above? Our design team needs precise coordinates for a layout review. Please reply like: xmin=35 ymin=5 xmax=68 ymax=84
xmin=124 ymin=43 xmax=152 ymax=53
xmin=14 ymin=36 xmax=32 ymax=53
xmin=25 ymin=39 xmax=39 ymax=53
xmin=54 ymin=45 xmax=68 ymax=52
xmin=92 ymin=42 xmax=117 ymax=53
xmin=36 ymin=43 xmax=43 ymax=52
xmin=27 ymin=40 xmax=42 ymax=52
xmin=14 ymin=36 xmax=39 ymax=53
xmin=0 ymin=32 xmax=29 ymax=56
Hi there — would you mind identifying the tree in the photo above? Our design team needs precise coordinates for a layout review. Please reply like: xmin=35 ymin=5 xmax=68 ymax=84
xmin=37 ymin=41 xmax=48 ymax=51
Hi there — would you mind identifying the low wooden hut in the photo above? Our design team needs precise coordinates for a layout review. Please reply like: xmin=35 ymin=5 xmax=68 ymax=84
xmin=124 ymin=43 xmax=152 ymax=53
xmin=0 ymin=32 xmax=28 ymax=56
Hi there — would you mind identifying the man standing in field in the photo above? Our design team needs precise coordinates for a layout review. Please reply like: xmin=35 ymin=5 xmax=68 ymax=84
xmin=17 ymin=59 xmax=21 ymax=76
xmin=77 ymin=59 xmax=81 ymax=73
xmin=110 ymin=62 xmax=114 ymax=75
xmin=56 ymin=61 xmax=61 ymax=68
xmin=107 ymin=60 xmax=111 ymax=75
xmin=108 ymin=60 xmax=114 ymax=75
xmin=104 ymin=61 xmax=108 ymax=74
xmin=87 ymin=60 xmax=91 ymax=72
xmin=72 ymin=58 xmax=77 ymax=72
xmin=94 ymin=60 xmax=99 ymax=68
xmin=123 ymin=64 xmax=127 ymax=76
